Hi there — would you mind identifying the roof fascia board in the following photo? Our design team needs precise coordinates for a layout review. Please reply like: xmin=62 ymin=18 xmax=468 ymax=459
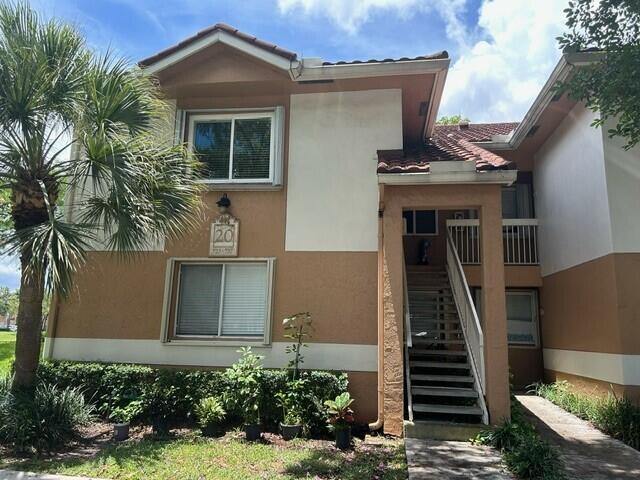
xmin=423 ymin=67 xmax=448 ymax=138
xmin=295 ymin=58 xmax=450 ymax=81
xmin=479 ymin=51 xmax=602 ymax=151
xmin=377 ymin=169 xmax=517 ymax=185
xmin=143 ymin=30 xmax=293 ymax=75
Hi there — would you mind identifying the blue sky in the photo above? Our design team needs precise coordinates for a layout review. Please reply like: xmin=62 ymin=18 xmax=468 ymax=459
xmin=0 ymin=0 xmax=569 ymax=289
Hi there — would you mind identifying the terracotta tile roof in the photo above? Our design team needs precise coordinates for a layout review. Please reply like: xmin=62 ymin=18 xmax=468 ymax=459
xmin=435 ymin=122 xmax=519 ymax=142
xmin=322 ymin=51 xmax=449 ymax=66
xmin=139 ymin=23 xmax=297 ymax=67
xmin=377 ymin=126 xmax=513 ymax=174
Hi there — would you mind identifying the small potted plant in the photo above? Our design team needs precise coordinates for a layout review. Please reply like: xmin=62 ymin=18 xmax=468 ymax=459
xmin=276 ymin=379 xmax=306 ymax=441
xmin=325 ymin=392 xmax=355 ymax=450
xmin=109 ymin=400 xmax=143 ymax=441
xmin=195 ymin=396 xmax=226 ymax=437
xmin=143 ymin=376 xmax=179 ymax=437
xmin=224 ymin=347 xmax=264 ymax=441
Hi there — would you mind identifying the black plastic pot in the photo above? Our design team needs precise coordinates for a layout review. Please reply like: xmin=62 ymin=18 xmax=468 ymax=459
xmin=113 ymin=422 xmax=129 ymax=441
xmin=244 ymin=423 xmax=261 ymax=441
xmin=201 ymin=423 xmax=223 ymax=438
xmin=280 ymin=423 xmax=302 ymax=441
xmin=152 ymin=417 xmax=170 ymax=437
xmin=335 ymin=427 xmax=351 ymax=450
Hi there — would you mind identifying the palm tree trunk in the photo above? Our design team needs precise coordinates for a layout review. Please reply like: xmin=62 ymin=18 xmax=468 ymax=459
xmin=11 ymin=254 xmax=45 ymax=391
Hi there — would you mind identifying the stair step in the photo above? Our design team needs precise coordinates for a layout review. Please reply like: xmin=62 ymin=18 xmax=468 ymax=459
xmin=411 ymin=374 xmax=474 ymax=382
xmin=412 ymin=328 xmax=460 ymax=334
xmin=412 ymin=337 xmax=464 ymax=345
xmin=409 ymin=349 xmax=467 ymax=357
xmin=409 ymin=361 xmax=470 ymax=369
xmin=411 ymin=386 xmax=478 ymax=398
xmin=412 ymin=404 xmax=483 ymax=416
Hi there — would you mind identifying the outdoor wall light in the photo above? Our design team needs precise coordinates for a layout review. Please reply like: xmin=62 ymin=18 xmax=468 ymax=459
xmin=216 ymin=193 xmax=231 ymax=214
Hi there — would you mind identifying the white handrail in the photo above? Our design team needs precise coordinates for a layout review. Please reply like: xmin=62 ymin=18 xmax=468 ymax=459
xmin=446 ymin=229 xmax=489 ymax=424
xmin=403 ymin=263 xmax=412 ymax=349
xmin=403 ymin=259 xmax=413 ymax=422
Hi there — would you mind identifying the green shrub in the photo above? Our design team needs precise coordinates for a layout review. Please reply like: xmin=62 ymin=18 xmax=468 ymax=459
xmin=535 ymin=381 xmax=640 ymax=450
xmin=37 ymin=360 xmax=348 ymax=435
xmin=505 ymin=434 xmax=565 ymax=480
xmin=475 ymin=419 xmax=535 ymax=453
xmin=475 ymin=396 xmax=565 ymax=479
xmin=195 ymin=396 xmax=226 ymax=428
xmin=0 ymin=383 xmax=93 ymax=453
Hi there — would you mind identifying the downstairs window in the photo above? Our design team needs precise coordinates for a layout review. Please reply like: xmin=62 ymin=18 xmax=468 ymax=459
xmin=473 ymin=288 xmax=539 ymax=347
xmin=172 ymin=260 xmax=273 ymax=340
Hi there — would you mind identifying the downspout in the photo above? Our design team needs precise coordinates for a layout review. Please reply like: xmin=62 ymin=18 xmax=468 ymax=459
xmin=369 ymin=194 xmax=385 ymax=432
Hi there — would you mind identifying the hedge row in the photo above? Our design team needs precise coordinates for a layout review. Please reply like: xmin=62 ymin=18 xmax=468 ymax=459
xmin=37 ymin=361 xmax=348 ymax=435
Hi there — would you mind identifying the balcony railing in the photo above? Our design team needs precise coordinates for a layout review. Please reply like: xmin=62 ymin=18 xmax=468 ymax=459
xmin=446 ymin=218 xmax=539 ymax=265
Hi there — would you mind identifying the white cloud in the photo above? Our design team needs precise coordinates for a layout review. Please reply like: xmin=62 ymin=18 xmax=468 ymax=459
xmin=277 ymin=0 xmax=468 ymax=46
xmin=441 ymin=0 xmax=569 ymax=122
xmin=278 ymin=0 xmax=568 ymax=123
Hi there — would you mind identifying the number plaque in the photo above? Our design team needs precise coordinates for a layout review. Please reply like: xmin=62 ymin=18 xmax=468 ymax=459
xmin=209 ymin=213 xmax=239 ymax=257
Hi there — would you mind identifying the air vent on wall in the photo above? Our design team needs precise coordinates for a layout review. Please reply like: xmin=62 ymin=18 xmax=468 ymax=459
xmin=527 ymin=125 xmax=540 ymax=137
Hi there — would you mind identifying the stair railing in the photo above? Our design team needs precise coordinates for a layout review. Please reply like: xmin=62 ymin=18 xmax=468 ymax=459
xmin=403 ymin=258 xmax=414 ymax=422
xmin=446 ymin=229 xmax=489 ymax=424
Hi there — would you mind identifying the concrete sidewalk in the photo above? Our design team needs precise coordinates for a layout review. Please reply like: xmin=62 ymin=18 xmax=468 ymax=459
xmin=517 ymin=394 xmax=640 ymax=479
xmin=405 ymin=438 xmax=514 ymax=479
xmin=0 ymin=471 xmax=105 ymax=480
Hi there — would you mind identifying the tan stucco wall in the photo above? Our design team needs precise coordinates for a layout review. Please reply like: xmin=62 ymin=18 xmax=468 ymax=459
xmin=54 ymin=189 xmax=378 ymax=345
xmin=544 ymin=369 xmax=640 ymax=405
xmin=541 ymin=253 xmax=640 ymax=355
xmin=381 ymin=184 xmax=510 ymax=433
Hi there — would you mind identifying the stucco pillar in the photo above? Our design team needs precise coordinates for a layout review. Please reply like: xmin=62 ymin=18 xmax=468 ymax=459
xmin=480 ymin=189 xmax=511 ymax=423
xmin=382 ymin=203 xmax=405 ymax=436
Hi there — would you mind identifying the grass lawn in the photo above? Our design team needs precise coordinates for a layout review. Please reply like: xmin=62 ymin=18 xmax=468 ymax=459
xmin=0 ymin=330 xmax=15 ymax=376
xmin=1 ymin=430 xmax=407 ymax=480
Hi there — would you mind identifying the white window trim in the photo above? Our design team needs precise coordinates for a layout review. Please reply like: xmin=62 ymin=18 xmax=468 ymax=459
xmin=160 ymin=257 xmax=275 ymax=346
xmin=402 ymin=209 xmax=439 ymax=236
xmin=506 ymin=289 xmax=540 ymax=348
xmin=187 ymin=111 xmax=276 ymax=184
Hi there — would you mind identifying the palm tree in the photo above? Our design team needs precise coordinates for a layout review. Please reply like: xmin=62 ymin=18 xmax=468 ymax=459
xmin=0 ymin=2 xmax=201 ymax=391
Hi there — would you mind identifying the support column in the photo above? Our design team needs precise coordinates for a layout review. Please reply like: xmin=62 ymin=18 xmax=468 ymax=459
xmin=480 ymin=188 xmax=511 ymax=423
xmin=382 ymin=203 xmax=404 ymax=436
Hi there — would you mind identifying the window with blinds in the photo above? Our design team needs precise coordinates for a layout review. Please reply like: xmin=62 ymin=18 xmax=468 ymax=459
xmin=189 ymin=112 xmax=274 ymax=182
xmin=175 ymin=262 xmax=270 ymax=338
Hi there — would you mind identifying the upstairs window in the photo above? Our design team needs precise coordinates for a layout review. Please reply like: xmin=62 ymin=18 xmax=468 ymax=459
xmin=188 ymin=110 xmax=283 ymax=184
xmin=403 ymin=209 xmax=438 ymax=235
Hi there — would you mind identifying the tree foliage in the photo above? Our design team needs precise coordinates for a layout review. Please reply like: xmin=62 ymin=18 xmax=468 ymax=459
xmin=436 ymin=114 xmax=470 ymax=125
xmin=557 ymin=0 xmax=640 ymax=149
xmin=0 ymin=2 xmax=202 ymax=389
xmin=0 ymin=286 xmax=17 ymax=318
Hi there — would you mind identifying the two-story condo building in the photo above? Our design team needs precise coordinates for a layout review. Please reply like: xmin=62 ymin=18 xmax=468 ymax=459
xmin=43 ymin=25 xmax=640 ymax=437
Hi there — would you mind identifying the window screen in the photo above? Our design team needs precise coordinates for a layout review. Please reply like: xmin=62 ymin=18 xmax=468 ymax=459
xmin=232 ymin=118 xmax=271 ymax=179
xmin=175 ymin=262 xmax=269 ymax=338
xmin=193 ymin=121 xmax=232 ymax=179
xmin=191 ymin=114 xmax=272 ymax=181
xmin=176 ymin=265 xmax=222 ymax=336
xmin=221 ymin=263 xmax=268 ymax=336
